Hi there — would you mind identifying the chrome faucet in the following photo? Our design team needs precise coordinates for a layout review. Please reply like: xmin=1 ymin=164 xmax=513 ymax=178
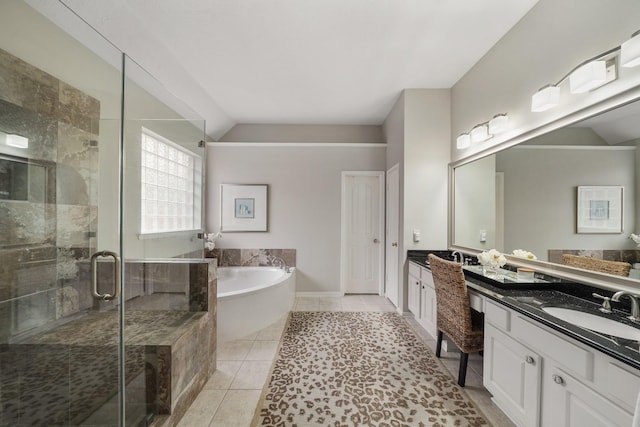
xmin=272 ymin=257 xmax=290 ymax=273
xmin=451 ymin=250 xmax=463 ymax=265
xmin=611 ymin=291 xmax=640 ymax=322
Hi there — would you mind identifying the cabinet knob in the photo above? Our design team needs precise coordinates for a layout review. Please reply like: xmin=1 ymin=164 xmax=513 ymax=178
xmin=552 ymin=374 xmax=564 ymax=385
xmin=373 ymin=238 xmax=380 ymax=243
xmin=525 ymin=356 xmax=535 ymax=365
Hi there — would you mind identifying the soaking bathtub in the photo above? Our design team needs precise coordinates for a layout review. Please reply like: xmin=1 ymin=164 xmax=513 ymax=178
xmin=217 ymin=266 xmax=296 ymax=341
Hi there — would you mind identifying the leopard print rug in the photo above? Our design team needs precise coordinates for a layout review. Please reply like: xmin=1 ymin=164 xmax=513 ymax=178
xmin=252 ymin=311 xmax=488 ymax=427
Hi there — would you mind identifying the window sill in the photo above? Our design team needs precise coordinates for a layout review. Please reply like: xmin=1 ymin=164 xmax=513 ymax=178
xmin=137 ymin=229 xmax=201 ymax=240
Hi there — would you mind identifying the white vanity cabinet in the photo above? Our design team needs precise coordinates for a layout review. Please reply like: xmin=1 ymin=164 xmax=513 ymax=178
xmin=408 ymin=263 xmax=421 ymax=316
xmin=418 ymin=269 xmax=438 ymax=338
xmin=408 ymin=262 xmax=438 ymax=339
xmin=484 ymin=299 xmax=639 ymax=427
xmin=484 ymin=303 xmax=541 ymax=427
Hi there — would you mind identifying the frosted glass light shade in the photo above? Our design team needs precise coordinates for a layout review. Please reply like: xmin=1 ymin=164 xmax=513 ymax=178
xmin=621 ymin=32 xmax=640 ymax=68
xmin=6 ymin=134 xmax=28 ymax=148
xmin=531 ymin=86 xmax=560 ymax=112
xmin=456 ymin=133 xmax=470 ymax=149
xmin=470 ymin=124 xmax=489 ymax=143
xmin=488 ymin=114 xmax=509 ymax=134
xmin=569 ymin=60 xmax=607 ymax=94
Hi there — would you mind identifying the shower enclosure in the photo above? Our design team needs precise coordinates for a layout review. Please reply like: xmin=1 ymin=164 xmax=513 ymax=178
xmin=0 ymin=2 xmax=209 ymax=425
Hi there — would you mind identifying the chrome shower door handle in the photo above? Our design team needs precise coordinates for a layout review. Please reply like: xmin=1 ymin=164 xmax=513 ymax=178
xmin=91 ymin=250 xmax=121 ymax=301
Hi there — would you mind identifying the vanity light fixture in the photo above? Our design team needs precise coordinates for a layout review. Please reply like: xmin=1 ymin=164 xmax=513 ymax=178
xmin=488 ymin=113 xmax=509 ymax=134
xmin=569 ymin=60 xmax=608 ymax=94
xmin=531 ymin=85 xmax=561 ymax=112
xmin=456 ymin=113 xmax=511 ymax=149
xmin=456 ymin=133 xmax=471 ymax=149
xmin=470 ymin=124 xmax=490 ymax=143
xmin=530 ymin=36 xmax=630 ymax=112
xmin=621 ymin=30 xmax=640 ymax=68
xmin=1 ymin=130 xmax=29 ymax=148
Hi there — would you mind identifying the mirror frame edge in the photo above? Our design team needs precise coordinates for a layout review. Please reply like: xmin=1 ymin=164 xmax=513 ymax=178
xmin=448 ymin=85 xmax=640 ymax=293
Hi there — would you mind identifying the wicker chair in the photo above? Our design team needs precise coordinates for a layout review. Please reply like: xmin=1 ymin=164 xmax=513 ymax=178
xmin=561 ymin=254 xmax=631 ymax=277
xmin=428 ymin=254 xmax=484 ymax=387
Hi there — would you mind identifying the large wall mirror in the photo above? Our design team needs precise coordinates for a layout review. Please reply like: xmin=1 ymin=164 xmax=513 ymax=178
xmin=452 ymin=92 xmax=640 ymax=283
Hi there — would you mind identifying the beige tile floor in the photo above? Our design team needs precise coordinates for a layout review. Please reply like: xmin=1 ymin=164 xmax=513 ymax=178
xmin=177 ymin=295 xmax=514 ymax=427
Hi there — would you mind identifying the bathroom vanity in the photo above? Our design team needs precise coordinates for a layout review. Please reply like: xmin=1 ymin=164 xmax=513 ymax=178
xmin=408 ymin=252 xmax=640 ymax=427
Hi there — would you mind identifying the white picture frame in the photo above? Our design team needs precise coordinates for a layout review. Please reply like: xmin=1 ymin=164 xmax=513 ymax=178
xmin=576 ymin=185 xmax=623 ymax=234
xmin=220 ymin=184 xmax=268 ymax=232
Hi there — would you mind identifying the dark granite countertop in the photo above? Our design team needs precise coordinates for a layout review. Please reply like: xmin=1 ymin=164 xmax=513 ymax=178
xmin=408 ymin=250 xmax=640 ymax=371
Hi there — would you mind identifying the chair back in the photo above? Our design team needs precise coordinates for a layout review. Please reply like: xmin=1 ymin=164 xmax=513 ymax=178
xmin=428 ymin=254 xmax=474 ymax=347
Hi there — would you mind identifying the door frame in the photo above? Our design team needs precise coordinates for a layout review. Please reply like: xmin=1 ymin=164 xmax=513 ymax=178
xmin=340 ymin=171 xmax=385 ymax=295
xmin=385 ymin=163 xmax=400 ymax=307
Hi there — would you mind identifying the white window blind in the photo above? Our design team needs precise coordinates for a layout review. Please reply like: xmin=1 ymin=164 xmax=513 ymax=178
xmin=140 ymin=129 xmax=197 ymax=234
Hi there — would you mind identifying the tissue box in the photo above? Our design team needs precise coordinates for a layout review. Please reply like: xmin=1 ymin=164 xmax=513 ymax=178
xmin=517 ymin=268 xmax=535 ymax=281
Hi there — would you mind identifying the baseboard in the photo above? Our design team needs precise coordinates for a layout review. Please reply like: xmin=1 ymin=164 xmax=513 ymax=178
xmin=295 ymin=291 xmax=344 ymax=298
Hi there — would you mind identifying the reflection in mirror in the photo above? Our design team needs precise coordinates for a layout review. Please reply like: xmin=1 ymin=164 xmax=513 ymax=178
xmin=453 ymin=98 xmax=640 ymax=281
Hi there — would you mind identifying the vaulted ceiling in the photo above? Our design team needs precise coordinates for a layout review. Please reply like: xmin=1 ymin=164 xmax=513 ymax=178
xmin=59 ymin=0 xmax=538 ymax=139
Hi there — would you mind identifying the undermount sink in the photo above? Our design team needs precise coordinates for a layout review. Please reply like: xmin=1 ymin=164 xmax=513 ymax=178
xmin=542 ymin=306 xmax=640 ymax=341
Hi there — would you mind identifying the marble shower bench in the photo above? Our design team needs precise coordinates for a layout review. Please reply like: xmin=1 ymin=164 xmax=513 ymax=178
xmin=1 ymin=259 xmax=217 ymax=426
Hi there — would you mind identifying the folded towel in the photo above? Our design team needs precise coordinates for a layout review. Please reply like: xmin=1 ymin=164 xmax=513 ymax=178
xmin=633 ymin=390 xmax=640 ymax=427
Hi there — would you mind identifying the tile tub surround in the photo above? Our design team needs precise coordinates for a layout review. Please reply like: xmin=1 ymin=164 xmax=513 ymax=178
xmin=207 ymin=248 xmax=296 ymax=268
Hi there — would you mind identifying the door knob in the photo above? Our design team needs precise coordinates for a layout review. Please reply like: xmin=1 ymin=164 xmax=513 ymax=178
xmin=373 ymin=238 xmax=380 ymax=243
xmin=392 ymin=242 xmax=398 ymax=247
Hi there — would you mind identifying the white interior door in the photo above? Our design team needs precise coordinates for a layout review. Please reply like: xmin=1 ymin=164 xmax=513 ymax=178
xmin=385 ymin=164 xmax=399 ymax=306
xmin=341 ymin=172 xmax=384 ymax=294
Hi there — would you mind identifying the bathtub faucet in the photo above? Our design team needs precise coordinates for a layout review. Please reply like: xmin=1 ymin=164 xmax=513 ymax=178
xmin=272 ymin=257 xmax=290 ymax=273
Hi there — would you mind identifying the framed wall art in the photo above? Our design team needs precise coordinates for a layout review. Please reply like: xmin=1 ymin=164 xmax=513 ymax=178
xmin=220 ymin=184 xmax=268 ymax=232
xmin=576 ymin=185 xmax=623 ymax=233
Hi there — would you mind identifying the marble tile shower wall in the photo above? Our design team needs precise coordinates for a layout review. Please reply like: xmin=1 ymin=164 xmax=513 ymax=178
xmin=207 ymin=248 xmax=296 ymax=268
xmin=0 ymin=47 xmax=100 ymax=342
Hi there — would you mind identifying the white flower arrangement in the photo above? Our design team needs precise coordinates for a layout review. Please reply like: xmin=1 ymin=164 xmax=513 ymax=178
xmin=204 ymin=232 xmax=222 ymax=250
xmin=477 ymin=249 xmax=507 ymax=268
xmin=630 ymin=233 xmax=640 ymax=247
xmin=512 ymin=249 xmax=537 ymax=260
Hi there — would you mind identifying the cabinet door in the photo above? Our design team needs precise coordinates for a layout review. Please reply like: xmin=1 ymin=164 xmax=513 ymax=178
xmin=544 ymin=368 xmax=632 ymax=427
xmin=484 ymin=323 xmax=541 ymax=427
xmin=418 ymin=281 xmax=437 ymax=338
xmin=408 ymin=274 xmax=420 ymax=315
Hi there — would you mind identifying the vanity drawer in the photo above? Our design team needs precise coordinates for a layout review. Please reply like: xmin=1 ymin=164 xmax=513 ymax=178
xmin=420 ymin=269 xmax=435 ymax=288
xmin=409 ymin=262 xmax=421 ymax=278
xmin=485 ymin=300 xmax=510 ymax=331
xmin=469 ymin=291 xmax=484 ymax=313
xmin=512 ymin=315 xmax=594 ymax=380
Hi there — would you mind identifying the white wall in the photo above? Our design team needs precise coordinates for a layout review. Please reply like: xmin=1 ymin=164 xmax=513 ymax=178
xmin=221 ymin=124 xmax=384 ymax=143
xmin=383 ymin=89 xmax=450 ymax=311
xmin=404 ymin=90 xmax=450 ymax=252
xmin=207 ymin=129 xmax=386 ymax=293
xmin=451 ymin=0 xmax=640 ymax=163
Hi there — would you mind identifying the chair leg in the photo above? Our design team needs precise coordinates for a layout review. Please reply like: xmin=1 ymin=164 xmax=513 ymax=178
xmin=436 ymin=330 xmax=443 ymax=358
xmin=458 ymin=352 xmax=469 ymax=387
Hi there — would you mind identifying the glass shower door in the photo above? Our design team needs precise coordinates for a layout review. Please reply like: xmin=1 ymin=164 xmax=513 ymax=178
xmin=0 ymin=2 xmax=128 ymax=426
xmin=120 ymin=55 xmax=207 ymax=424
